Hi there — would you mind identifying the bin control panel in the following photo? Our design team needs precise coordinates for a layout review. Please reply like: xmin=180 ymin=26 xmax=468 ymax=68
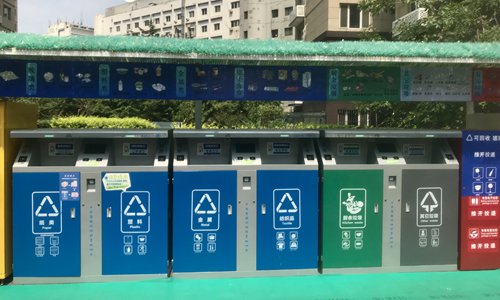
xmin=232 ymin=142 xmax=261 ymax=165
xmin=76 ymin=143 xmax=109 ymax=167
xmin=14 ymin=144 xmax=33 ymax=167
xmin=319 ymin=139 xmax=368 ymax=165
xmin=374 ymin=142 xmax=406 ymax=165
xmin=398 ymin=139 xmax=458 ymax=165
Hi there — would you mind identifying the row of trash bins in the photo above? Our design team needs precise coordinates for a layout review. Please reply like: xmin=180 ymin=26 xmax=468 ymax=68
xmin=8 ymin=129 xmax=466 ymax=283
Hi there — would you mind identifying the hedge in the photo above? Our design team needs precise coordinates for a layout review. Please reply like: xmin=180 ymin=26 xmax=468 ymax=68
xmin=40 ymin=116 xmax=158 ymax=129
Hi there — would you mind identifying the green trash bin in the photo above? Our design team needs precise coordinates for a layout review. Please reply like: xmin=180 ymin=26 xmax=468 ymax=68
xmin=319 ymin=133 xmax=383 ymax=272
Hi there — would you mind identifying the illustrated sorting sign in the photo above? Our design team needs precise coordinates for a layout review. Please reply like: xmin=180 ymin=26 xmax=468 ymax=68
xmin=0 ymin=60 xmax=326 ymax=101
xmin=327 ymin=67 xmax=400 ymax=101
xmin=472 ymin=68 xmax=500 ymax=102
xmin=3 ymin=59 xmax=500 ymax=102
xmin=401 ymin=67 xmax=472 ymax=101
xmin=460 ymin=131 xmax=500 ymax=270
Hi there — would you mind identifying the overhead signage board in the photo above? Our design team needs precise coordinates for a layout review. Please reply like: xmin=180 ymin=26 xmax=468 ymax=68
xmin=327 ymin=67 xmax=400 ymax=101
xmin=401 ymin=67 xmax=472 ymax=101
xmin=472 ymin=68 xmax=500 ymax=102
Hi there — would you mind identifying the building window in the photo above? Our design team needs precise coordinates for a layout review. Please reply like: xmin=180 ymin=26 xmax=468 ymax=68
xmin=166 ymin=16 xmax=171 ymax=22
xmin=271 ymin=29 xmax=278 ymax=37
xmin=243 ymin=31 xmax=248 ymax=39
xmin=231 ymin=20 xmax=240 ymax=27
xmin=155 ymin=18 xmax=160 ymax=24
xmin=177 ymin=13 xmax=182 ymax=20
xmin=127 ymin=24 xmax=131 ymax=30
xmin=188 ymin=27 xmax=196 ymax=37
xmin=145 ymin=20 xmax=151 ymax=26
xmin=244 ymin=11 xmax=248 ymax=19
xmin=189 ymin=11 xmax=195 ymax=18
xmin=338 ymin=109 xmax=365 ymax=126
xmin=116 ymin=26 xmax=121 ymax=32
xmin=202 ymin=8 xmax=208 ymax=15
xmin=214 ymin=23 xmax=220 ymax=31
xmin=202 ymin=25 xmax=208 ymax=32
xmin=272 ymin=9 xmax=278 ymax=18
xmin=3 ymin=5 xmax=11 ymax=20
xmin=215 ymin=5 xmax=221 ymax=13
xmin=135 ymin=22 xmax=139 ymax=28
xmin=284 ymin=27 xmax=293 ymax=36
xmin=231 ymin=1 xmax=240 ymax=9
xmin=285 ymin=6 xmax=293 ymax=16
xmin=340 ymin=4 xmax=370 ymax=28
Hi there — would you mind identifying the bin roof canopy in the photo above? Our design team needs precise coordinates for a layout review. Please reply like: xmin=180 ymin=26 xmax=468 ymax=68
xmin=1 ymin=33 xmax=500 ymax=66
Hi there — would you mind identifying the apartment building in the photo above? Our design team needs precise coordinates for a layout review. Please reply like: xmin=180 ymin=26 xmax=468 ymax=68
xmin=47 ymin=22 xmax=94 ymax=37
xmin=95 ymin=0 xmax=298 ymax=40
xmin=0 ymin=0 xmax=16 ymax=32
xmin=239 ymin=0 xmax=296 ymax=40
xmin=95 ymin=0 xmax=242 ymax=39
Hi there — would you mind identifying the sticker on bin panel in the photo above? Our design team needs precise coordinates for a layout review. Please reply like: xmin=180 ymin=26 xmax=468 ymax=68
xmin=121 ymin=191 xmax=150 ymax=234
xmin=339 ymin=189 xmax=366 ymax=229
xmin=32 ymin=192 xmax=62 ymax=235
xmin=417 ymin=187 xmax=442 ymax=227
xmin=191 ymin=189 xmax=220 ymax=231
xmin=273 ymin=189 xmax=301 ymax=230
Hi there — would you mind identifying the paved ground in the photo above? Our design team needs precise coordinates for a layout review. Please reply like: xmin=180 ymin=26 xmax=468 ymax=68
xmin=1 ymin=270 xmax=499 ymax=300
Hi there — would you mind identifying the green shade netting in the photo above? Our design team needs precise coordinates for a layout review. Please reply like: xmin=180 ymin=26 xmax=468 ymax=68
xmin=1 ymin=32 xmax=500 ymax=60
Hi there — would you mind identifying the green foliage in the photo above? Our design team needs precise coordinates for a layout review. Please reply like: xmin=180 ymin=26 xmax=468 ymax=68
xmin=42 ymin=116 xmax=157 ymax=129
xmin=355 ymin=101 xmax=465 ymax=129
xmin=361 ymin=0 xmax=500 ymax=42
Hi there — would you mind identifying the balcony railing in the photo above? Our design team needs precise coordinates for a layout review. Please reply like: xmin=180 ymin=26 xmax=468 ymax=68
xmin=392 ymin=8 xmax=428 ymax=36
xmin=289 ymin=5 xmax=305 ymax=27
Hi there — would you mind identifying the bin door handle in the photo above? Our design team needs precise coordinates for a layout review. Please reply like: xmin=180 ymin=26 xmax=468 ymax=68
xmin=70 ymin=208 xmax=76 ymax=219
xmin=228 ymin=204 xmax=233 ymax=216
xmin=374 ymin=203 xmax=379 ymax=214
xmin=261 ymin=204 xmax=266 ymax=215
xmin=405 ymin=202 xmax=410 ymax=213
xmin=107 ymin=207 xmax=112 ymax=218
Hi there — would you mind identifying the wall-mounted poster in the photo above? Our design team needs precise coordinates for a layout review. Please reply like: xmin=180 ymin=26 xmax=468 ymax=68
xmin=472 ymin=68 xmax=500 ymax=102
xmin=401 ymin=67 xmax=472 ymax=101
xmin=327 ymin=67 xmax=400 ymax=101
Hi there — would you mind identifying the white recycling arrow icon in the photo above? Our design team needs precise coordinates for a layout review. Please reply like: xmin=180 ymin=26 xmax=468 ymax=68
xmin=35 ymin=195 xmax=60 ymax=217
xmin=194 ymin=193 xmax=217 ymax=215
xmin=123 ymin=195 xmax=147 ymax=216
xmin=420 ymin=191 xmax=439 ymax=213
xmin=276 ymin=193 xmax=298 ymax=213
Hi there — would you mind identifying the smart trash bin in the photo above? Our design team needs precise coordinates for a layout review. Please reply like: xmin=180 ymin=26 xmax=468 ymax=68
xmin=319 ymin=130 xmax=460 ymax=273
xmin=172 ymin=130 xmax=319 ymax=277
xmin=12 ymin=129 xmax=169 ymax=283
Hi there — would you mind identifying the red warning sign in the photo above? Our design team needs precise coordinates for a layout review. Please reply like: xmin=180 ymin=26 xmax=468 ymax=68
xmin=465 ymin=196 xmax=499 ymax=220
xmin=467 ymin=227 xmax=499 ymax=253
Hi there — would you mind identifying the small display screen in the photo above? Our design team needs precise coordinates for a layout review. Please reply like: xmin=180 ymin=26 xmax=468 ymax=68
xmin=84 ymin=144 xmax=106 ymax=154
xmin=235 ymin=143 xmax=256 ymax=153
xmin=377 ymin=143 xmax=397 ymax=153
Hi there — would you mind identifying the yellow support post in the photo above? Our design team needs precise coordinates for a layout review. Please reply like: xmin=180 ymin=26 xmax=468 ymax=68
xmin=0 ymin=101 xmax=37 ymax=284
